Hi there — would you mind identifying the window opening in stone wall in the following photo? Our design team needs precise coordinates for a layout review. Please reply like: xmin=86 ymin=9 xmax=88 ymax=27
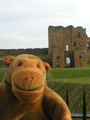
xmin=66 ymin=45 xmax=68 ymax=51
xmin=74 ymin=42 xmax=76 ymax=46
xmin=87 ymin=41 xmax=89 ymax=47
xmin=65 ymin=57 xmax=71 ymax=68
xmin=79 ymin=56 xmax=82 ymax=67
xmin=57 ymin=56 xmax=60 ymax=59
xmin=78 ymin=32 xmax=81 ymax=38
xmin=79 ymin=56 xmax=82 ymax=59
xmin=87 ymin=41 xmax=90 ymax=49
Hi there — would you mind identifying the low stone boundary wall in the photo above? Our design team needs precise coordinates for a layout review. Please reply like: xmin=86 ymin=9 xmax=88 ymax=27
xmin=0 ymin=48 xmax=48 ymax=56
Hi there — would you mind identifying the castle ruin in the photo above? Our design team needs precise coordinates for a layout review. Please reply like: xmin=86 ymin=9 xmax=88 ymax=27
xmin=0 ymin=25 xmax=90 ymax=68
xmin=48 ymin=25 xmax=90 ymax=68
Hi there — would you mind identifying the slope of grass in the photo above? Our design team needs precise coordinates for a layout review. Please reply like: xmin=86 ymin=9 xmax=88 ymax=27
xmin=47 ymin=67 xmax=90 ymax=84
xmin=47 ymin=81 xmax=90 ymax=120
xmin=46 ymin=67 xmax=90 ymax=119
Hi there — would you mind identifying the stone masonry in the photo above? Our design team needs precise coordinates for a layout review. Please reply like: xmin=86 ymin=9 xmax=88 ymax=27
xmin=48 ymin=25 xmax=89 ymax=68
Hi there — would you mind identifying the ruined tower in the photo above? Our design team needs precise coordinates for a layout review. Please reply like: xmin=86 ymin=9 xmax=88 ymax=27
xmin=48 ymin=25 xmax=88 ymax=68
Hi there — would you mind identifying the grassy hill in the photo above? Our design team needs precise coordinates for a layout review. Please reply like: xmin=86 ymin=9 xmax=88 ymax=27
xmin=47 ymin=81 xmax=90 ymax=120
xmin=47 ymin=67 xmax=90 ymax=84
xmin=46 ymin=67 xmax=90 ymax=120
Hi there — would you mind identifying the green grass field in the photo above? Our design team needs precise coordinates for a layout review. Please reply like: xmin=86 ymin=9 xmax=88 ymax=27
xmin=47 ymin=67 xmax=90 ymax=84
xmin=0 ymin=65 xmax=90 ymax=120
xmin=46 ymin=67 xmax=90 ymax=120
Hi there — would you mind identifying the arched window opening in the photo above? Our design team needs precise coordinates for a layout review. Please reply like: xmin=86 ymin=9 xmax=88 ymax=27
xmin=66 ymin=45 xmax=69 ymax=51
xmin=65 ymin=57 xmax=71 ymax=68
xmin=74 ymin=42 xmax=76 ymax=46
xmin=87 ymin=41 xmax=90 ymax=49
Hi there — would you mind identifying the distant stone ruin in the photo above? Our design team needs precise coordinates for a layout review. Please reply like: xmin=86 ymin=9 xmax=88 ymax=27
xmin=48 ymin=25 xmax=90 ymax=68
xmin=1 ymin=25 xmax=90 ymax=68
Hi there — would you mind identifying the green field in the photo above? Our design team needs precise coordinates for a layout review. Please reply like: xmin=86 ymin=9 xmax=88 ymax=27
xmin=0 ymin=66 xmax=90 ymax=120
xmin=46 ymin=67 xmax=90 ymax=120
xmin=47 ymin=67 xmax=90 ymax=84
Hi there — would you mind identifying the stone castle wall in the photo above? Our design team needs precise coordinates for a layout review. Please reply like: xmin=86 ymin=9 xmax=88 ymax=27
xmin=48 ymin=25 xmax=88 ymax=68
xmin=72 ymin=27 xmax=87 ymax=67
xmin=0 ymin=48 xmax=52 ymax=66
xmin=0 ymin=48 xmax=48 ymax=56
xmin=87 ymin=37 xmax=90 ymax=62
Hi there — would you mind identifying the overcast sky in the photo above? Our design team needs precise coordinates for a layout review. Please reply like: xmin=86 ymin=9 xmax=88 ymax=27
xmin=0 ymin=0 xmax=90 ymax=49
